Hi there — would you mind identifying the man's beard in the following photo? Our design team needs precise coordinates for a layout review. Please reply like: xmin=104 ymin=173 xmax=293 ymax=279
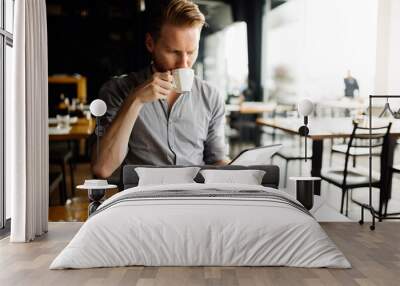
xmin=151 ymin=56 xmax=169 ymax=73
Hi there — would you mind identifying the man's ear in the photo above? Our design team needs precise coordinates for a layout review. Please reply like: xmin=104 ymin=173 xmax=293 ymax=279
xmin=145 ymin=33 xmax=155 ymax=53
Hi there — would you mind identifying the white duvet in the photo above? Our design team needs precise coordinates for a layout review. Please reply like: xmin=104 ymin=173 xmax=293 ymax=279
xmin=50 ymin=183 xmax=351 ymax=269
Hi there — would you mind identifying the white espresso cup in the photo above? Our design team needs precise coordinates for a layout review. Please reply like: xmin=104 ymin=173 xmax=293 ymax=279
xmin=171 ymin=68 xmax=194 ymax=93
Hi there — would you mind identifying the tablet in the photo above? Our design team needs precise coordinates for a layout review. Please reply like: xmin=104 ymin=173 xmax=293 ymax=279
xmin=229 ymin=144 xmax=282 ymax=166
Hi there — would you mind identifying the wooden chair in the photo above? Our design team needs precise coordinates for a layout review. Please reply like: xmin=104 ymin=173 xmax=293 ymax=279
xmin=49 ymin=142 xmax=75 ymax=198
xmin=49 ymin=171 xmax=67 ymax=205
xmin=321 ymin=122 xmax=392 ymax=216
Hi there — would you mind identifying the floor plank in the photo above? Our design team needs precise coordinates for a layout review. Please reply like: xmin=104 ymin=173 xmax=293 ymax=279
xmin=1 ymin=222 xmax=400 ymax=286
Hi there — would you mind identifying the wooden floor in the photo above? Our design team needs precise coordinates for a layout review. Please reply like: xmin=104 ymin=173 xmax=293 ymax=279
xmin=1 ymin=222 xmax=400 ymax=286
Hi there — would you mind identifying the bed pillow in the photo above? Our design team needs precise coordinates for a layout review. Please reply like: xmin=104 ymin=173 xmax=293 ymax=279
xmin=135 ymin=167 xmax=201 ymax=186
xmin=200 ymin=169 xmax=266 ymax=185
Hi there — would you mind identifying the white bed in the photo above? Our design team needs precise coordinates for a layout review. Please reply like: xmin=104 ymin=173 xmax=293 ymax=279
xmin=50 ymin=183 xmax=351 ymax=269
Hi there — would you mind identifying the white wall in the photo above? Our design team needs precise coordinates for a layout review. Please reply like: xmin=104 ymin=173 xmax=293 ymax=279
xmin=263 ymin=0 xmax=379 ymax=102
xmin=386 ymin=1 xmax=400 ymax=94
xmin=375 ymin=0 xmax=400 ymax=94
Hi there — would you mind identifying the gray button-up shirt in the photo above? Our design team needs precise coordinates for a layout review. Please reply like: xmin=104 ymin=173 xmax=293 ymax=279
xmin=98 ymin=66 xmax=226 ymax=166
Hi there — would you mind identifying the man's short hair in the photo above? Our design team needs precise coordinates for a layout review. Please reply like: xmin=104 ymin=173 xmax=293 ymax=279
xmin=147 ymin=0 xmax=206 ymax=40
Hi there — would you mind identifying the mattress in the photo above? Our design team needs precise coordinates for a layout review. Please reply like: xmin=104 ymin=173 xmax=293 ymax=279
xmin=50 ymin=183 xmax=351 ymax=269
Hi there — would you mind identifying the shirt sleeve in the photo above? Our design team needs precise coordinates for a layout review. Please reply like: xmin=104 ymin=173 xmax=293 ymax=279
xmin=203 ymin=90 xmax=227 ymax=164
xmin=97 ymin=78 xmax=126 ymax=131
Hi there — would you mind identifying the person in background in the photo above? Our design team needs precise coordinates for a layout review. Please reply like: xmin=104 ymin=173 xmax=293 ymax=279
xmin=344 ymin=70 xmax=359 ymax=98
xmin=92 ymin=0 xmax=228 ymax=179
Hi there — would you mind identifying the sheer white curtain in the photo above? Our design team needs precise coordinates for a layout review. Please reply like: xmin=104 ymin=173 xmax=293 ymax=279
xmin=7 ymin=0 xmax=48 ymax=242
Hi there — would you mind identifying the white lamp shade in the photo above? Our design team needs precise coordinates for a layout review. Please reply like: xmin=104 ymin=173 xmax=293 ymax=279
xmin=90 ymin=99 xmax=107 ymax=117
xmin=298 ymin=99 xmax=314 ymax=117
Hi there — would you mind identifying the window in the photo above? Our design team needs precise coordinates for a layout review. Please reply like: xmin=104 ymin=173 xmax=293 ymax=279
xmin=204 ymin=22 xmax=249 ymax=99
xmin=1 ymin=0 xmax=14 ymax=231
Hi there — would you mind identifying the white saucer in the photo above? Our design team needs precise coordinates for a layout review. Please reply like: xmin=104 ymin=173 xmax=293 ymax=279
xmin=76 ymin=179 xmax=117 ymax=190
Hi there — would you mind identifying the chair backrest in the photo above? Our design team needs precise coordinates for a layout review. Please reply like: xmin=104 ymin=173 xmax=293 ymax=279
xmin=393 ymin=165 xmax=400 ymax=173
xmin=343 ymin=122 xmax=393 ymax=191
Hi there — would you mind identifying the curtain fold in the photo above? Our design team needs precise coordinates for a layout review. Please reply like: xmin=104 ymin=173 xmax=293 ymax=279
xmin=8 ymin=0 xmax=48 ymax=242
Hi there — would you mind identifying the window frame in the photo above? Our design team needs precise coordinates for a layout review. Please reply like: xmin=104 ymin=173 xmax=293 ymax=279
xmin=0 ymin=0 xmax=13 ymax=232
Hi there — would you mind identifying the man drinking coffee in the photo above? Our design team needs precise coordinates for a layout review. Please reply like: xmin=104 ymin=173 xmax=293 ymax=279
xmin=92 ymin=0 xmax=228 ymax=178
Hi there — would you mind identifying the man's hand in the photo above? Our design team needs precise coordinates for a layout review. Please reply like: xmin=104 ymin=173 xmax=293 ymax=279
xmin=132 ymin=72 xmax=174 ymax=104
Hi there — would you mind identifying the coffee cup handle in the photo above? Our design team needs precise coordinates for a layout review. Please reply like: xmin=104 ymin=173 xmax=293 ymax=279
xmin=171 ymin=78 xmax=177 ymax=90
xmin=171 ymin=77 xmax=180 ymax=93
